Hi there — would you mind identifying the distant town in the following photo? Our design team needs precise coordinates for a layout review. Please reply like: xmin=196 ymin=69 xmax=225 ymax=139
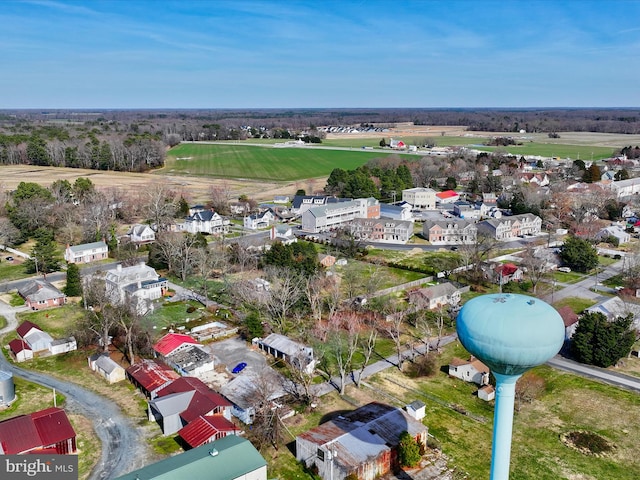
xmin=1 ymin=108 xmax=639 ymax=480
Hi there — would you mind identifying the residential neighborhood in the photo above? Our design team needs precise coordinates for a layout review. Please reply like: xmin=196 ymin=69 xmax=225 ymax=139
xmin=2 ymin=112 xmax=640 ymax=480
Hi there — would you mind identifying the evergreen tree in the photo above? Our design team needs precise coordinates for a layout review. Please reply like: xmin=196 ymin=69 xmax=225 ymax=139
xmin=64 ymin=263 xmax=83 ymax=296
xmin=398 ymin=431 xmax=421 ymax=467
xmin=25 ymin=228 xmax=62 ymax=274
xmin=245 ymin=311 xmax=264 ymax=339
xmin=583 ymin=163 xmax=601 ymax=183
xmin=445 ymin=176 xmax=457 ymax=190
xmin=177 ymin=196 xmax=190 ymax=217
xmin=571 ymin=312 xmax=635 ymax=367
xmin=559 ymin=236 xmax=598 ymax=272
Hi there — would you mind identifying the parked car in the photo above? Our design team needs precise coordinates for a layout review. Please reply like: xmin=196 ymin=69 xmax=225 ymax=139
xmin=5 ymin=256 xmax=13 ymax=261
xmin=231 ymin=362 xmax=247 ymax=374
xmin=558 ymin=267 xmax=571 ymax=273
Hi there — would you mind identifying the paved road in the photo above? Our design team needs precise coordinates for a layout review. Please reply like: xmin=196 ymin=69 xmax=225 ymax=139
xmin=315 ymin=334 xmax=458 ymax=396
xmin=547 ymin=355 xmax=640 ymax=393
xmin=541 ymin=259 xmax=624 ymax=304
xmin=0 ymin=300 xmax=148 ymax=480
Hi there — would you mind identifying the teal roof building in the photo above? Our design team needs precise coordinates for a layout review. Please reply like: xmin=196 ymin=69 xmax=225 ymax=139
xmin=115 ymin=435 xmax=266 ymax=480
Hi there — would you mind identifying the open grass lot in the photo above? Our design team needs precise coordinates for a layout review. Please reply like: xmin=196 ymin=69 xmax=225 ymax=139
xmin=365 ymin=342 xmax=640 ymax=480
xmin=552 ymin=270 xmax=585 ymax=284
xmin=16 ymin=302 xmax=85 ymax=338
xmin=164 ymin=143 xmax=412 ymax=181
xmin=471 ymin=142 xmax=615 ymax=160
xmin=266 ymin=339 xmax=640 ymax=480
xmin=552 ymin=296 xmax=597 ymax=313
xmin=0 ymin=259 xmax=32 ymax=283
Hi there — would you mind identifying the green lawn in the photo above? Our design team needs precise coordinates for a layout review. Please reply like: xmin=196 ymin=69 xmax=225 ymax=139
xmin=470 ymin=142 xmax=615 ymax=160
xmin=0 ymin=260 xmax=32 ymax=282
xmin=162 ymin=143 xmax=413 ymax=181
xmin=365 ymin=341 xmax=640 ymax=480
xmin=603 ymin=274 xmax=624 ymax=288
xmin=16 ymin=303 xmax=85 ymax=338
xmin=551 ymin=270 xmax=585 ymax=284
xmin=598 ymin=255 xmax=620 ymax=267
xmin=552 ymin=296 xmax=597 ymax=313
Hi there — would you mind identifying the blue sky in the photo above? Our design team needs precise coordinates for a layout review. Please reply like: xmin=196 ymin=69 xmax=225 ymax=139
xmin=1 ymin=0 xmax=639 ymax=108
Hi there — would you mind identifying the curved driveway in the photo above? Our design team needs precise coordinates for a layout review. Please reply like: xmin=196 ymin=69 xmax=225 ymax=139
xmin=0 ymin=300 xmax=148 ymax=480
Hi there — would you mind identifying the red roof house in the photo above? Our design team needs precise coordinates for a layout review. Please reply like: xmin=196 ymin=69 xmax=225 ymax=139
xmin=436 ymin=190 xmax=460 ymax=204
xmin=149 ymin=377 xmax=233 ymax=436
xmin=153 ymin=333 xmax=200 ymax=358
xmin=493 ymin=263 xmax=523 ymax=283
xmin=16 ymin=320 xmax=41 ymax=338
xmin=9 ymin=339 xmax=33 ymax=362
xmin=126 ymin=359 xmax=181 ymax=399
xmin=178 ymin=415 xmax=239 ymax=449
xmin=556 ymin=306 xmax=579 ymax=340
xmin=0 ymin=407 xmax=76 ymax=455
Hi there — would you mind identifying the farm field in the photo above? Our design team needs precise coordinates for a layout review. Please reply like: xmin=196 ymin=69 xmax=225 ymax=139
xmin=163 ymin=143 xmax=412 ymax=181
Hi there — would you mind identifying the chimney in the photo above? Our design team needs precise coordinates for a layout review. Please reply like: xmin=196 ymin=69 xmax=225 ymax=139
xmin=116 ymin=264 xmax=122 ymax=271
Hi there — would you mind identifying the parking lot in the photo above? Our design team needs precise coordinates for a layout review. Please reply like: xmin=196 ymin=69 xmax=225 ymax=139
xmin=202 ymin=336 xmax=269 ymax=379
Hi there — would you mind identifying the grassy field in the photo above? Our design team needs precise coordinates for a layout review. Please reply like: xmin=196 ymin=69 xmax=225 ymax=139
xmin=470 ymin=142 xmax=615 ymax=160
xmin=552 ymin=296 xmax=597 ymax=313
xmin=163 ymin=143 xmax=412 ymax=181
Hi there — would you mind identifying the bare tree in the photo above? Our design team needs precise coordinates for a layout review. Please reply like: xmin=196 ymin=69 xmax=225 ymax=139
xmin=323 ymin=276 xmax=343 ymax=320
xmin=209 ymin=182 xmax=232 ymax=215
xmin=143 ymin=183 xmax=178 ymax=231
xmin=113 ymin=303 xmax=143 ymax=365
xmin=264 ymin=267 xmax=304 ymax=333
xmin=384 ymin=300 xmax=407 ymax=370
xmin=319 ymin=315 xmax=359 ymax=395
xmin=242 ymin=368 xmax=287 ymax=451
xmin=0 ymin=217 xmax=21 ymax=247
xmin=305 ymin=273 xmax=325 ymax=322
xmin=155 ymin=232 xmax=202 ymax=282
xmin=354 ymin=325 xmax=378 ymax=388
xmin=79 ymin=273 xmax=116 ymax=353
xmin=458 ymin=231 xmax=499 ymax=283
xmin=522 ymin=244 xmax=551 ymax=295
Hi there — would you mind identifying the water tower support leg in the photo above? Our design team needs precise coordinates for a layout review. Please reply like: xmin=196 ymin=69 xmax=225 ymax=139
xmin=490 ymin=372 xmax=522 ymax=480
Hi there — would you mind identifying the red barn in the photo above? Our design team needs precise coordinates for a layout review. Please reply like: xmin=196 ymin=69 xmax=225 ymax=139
xmin=0 ymin=407 xmax=76 ymax=454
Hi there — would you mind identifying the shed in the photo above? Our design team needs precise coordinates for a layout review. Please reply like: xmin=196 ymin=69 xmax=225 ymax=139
xmin=89 ymin=353 xmax=126 ymax=384
xmin=405 ymin=400 xmax=426 ymax=421
xmin=478 ymin=384 xmax=496 ymax=402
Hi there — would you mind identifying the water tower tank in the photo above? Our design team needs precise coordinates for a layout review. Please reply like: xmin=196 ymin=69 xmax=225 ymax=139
xmin=0 ymin=370 xmax=16 ymax=406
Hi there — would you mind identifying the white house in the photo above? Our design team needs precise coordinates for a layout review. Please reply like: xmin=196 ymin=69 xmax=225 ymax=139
xmin=408 ymin=283 xmax=461 ymax=310
xmin=401 ymin=187 xmax=436 ymax=210
xmin=595 ymin=225 xmax=631 ymax=245
xmin=127 ymin=224 xmax=156 ymax=245
xmin=64 ymin=240 xmax=108 ymax=264
xmin=104 ymin=262 xmax=168 ymax=314
xmin=379 ymin=203 xmax=413 ymax=222
xmin=243 ymin=210 xmax=275 ymax=230
xmin=301 ymin=198 xmax=375 ymax=233
xmin=477 ymin=213 xmax=542 ymax=241
xmin=182 ymin=208 xmax=230 ymax=235
xmin=609 ymin=178 xmax=640 ymax=199
xmin=448 ymin=357 xmax=490 ymax=386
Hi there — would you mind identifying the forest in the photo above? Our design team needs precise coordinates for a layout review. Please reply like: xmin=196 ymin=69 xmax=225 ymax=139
xmin=1 ymin=108 xmax=640 ymax=173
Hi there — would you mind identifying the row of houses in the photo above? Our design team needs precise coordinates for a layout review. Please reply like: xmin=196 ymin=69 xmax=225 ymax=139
xmin=424 ymin=213 xmax=543 ymax=244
